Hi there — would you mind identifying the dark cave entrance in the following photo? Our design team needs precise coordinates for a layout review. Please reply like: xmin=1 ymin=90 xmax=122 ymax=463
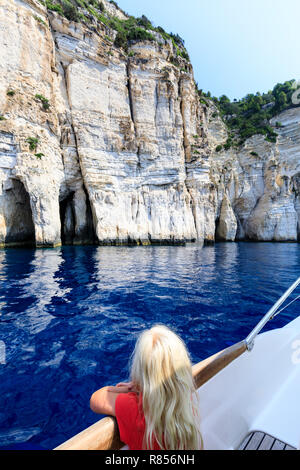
xmin=4 ymin=179 xmax=35 ymax=246
xmin=59 ymin=189 xmax=97 ymax=245
xmin=60 ymin=192 xmax=75 ymax=245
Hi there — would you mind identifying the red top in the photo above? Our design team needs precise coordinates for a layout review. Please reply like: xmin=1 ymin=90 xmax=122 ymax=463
xmin=115 ymin=393 xmax=161 ymax=450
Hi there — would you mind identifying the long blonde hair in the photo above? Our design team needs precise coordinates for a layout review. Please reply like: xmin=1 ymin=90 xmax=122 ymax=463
xmin=130 ymin=324 xmax=203 ymax=450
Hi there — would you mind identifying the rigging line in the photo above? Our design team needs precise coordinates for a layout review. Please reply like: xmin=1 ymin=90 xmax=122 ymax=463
xmin=270 ymin=294 xmax=300 ymax=320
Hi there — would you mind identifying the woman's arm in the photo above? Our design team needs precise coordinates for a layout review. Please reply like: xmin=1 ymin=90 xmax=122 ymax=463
xmin=90 ymin=382 xmax=136 ymax=416
xmin=90 ymin=386 xmax=118 ymax=416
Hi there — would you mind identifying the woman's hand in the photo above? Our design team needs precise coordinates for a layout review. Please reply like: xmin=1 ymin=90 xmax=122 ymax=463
xmin=106 ymin=381 xmax=138 ymax=394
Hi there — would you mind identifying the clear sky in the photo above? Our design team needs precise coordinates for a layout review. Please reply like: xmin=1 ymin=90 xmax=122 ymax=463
xmin=117 ymin=0 xmax=300 ymax=100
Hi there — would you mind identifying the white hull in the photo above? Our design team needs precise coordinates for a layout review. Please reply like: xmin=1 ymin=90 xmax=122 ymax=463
xmin=198 ymin=315 xmax=300 ymax=450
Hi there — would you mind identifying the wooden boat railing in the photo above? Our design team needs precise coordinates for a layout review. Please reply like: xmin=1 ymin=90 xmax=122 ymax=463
xmin=54 ymin=340 xmax=247 ymax=450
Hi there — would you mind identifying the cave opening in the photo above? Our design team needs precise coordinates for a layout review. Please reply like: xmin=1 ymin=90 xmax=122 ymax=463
xmin=84 ymin=189 xmax=97 ymax=245
xmin=60 ymin=192 xmax=75 ymax=245
xmin=214 ymin=216 xmax=221 ymax=241
xmin=59 ymin=189 xmax=97 ymax=246
xmin=3 ymin=179 xmax=35 ymax=246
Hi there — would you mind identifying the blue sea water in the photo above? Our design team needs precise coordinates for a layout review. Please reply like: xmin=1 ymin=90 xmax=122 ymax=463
xmin=0 ymin=242 xmax=299 ymax=450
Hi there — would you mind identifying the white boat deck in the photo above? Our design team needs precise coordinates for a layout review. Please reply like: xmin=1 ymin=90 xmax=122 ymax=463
xmin=197 ymin=315 xmax=300 ymax=450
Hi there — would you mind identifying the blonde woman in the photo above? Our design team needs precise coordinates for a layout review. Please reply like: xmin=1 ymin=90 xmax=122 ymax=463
xmin=90 ymin=324 xmax=203 ymax=450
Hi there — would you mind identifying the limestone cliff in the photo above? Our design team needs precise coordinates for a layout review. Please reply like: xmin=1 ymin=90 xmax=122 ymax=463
xmin=211 ymin=108 xmax=300 ymax=242
xmin=0 ymin=0 xmax=299 ymax=247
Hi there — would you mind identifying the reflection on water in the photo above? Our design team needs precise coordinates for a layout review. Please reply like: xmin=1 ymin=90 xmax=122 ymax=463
xmin=16 ymin=250 xmax=71 ymax=334
xmin=0 ymin=242 xmax=299 ymax=449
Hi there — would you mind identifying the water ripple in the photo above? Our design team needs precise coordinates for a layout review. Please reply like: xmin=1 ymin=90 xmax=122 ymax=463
xmin=0 ymin=242 xmax=299 ymax=449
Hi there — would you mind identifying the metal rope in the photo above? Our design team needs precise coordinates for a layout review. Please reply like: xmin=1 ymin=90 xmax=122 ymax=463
xmin=270 ymin=294 xmax=300 ymax=320
xmin=246 ymin=277 xmax=300 ymax=350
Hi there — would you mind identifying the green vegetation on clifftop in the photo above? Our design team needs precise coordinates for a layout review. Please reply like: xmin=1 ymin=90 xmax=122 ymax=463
xmin=39 ymin=0 xmax=190 ymax=60
xmin=201 ymin=80 xmax=299 ymax=149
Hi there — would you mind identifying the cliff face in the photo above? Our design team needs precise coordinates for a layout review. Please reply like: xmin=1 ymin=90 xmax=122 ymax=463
xmin=0 ymin=0 xmax=299 ymax=247
xmin=212 ymin=107 xmax=300 ymax=242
